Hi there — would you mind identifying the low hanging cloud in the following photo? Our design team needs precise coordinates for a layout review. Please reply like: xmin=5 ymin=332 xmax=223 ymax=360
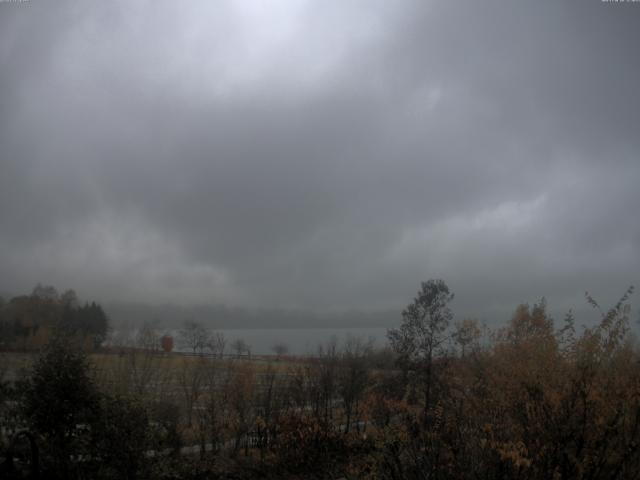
xmin=1 ymin=0 xmax=638 ymax=324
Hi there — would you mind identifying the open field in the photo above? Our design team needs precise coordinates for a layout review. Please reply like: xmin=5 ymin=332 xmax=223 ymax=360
xmin=1 ymin=349 xmax=304 ymax=380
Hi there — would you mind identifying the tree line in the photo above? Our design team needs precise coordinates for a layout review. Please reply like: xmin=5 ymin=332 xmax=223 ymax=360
xmin=0 ymin=284 xmax=109 ymax=351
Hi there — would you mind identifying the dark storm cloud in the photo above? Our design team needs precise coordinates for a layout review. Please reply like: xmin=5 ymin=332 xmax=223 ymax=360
xmin=1 ymin=0 xmax=639 ymax=323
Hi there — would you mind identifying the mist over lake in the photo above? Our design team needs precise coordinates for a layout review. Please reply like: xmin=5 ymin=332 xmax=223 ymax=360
xmin=177 ymin=327 xmax=389 ymax=356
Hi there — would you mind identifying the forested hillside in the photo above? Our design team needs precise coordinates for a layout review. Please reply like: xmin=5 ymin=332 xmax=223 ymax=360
xmin=0 ymin=284 xmax=108 ymax=351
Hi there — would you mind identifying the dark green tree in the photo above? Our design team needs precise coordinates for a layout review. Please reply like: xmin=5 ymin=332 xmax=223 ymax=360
xmin=91 ymin=394 xmax=152 ymax=480
xmin=18 ymin=336 xmax=99 ymax=478
xmin=83 ymin=302 xmax=109 ymax=348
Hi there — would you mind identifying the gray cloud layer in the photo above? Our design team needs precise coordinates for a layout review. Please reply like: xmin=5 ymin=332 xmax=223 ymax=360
xmin=1 ymin=0 xmax=639 ymax=323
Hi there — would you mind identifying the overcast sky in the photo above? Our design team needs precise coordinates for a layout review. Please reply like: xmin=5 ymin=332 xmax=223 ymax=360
xmin=1 ymin=0 xmax=639 ymax=324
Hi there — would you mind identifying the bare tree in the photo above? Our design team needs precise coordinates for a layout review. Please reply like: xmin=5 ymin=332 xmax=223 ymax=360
xmin=226 ymin=363 xmax=256 ymax=457
xmin=122 ymin=347 xmax=172 ymax=400
xmin=307 ymin=337 xmax=340 ymax=424
xmin=110 ymin=320 xmax=170 ymax=399
xmin=176 ymin=357 xmax=206 ymax=427
xmin=208 ymin=331 xmax=227 ymax=358
xmin=339 ymin=335 xmax=374 ymax=433
xmin=179 ymin=319 xmax=210 ymax=355
xmin=195 ymin=361 xmax=227 ymax=457
xmin=271 ymin=342 xmax=289 ymax=359
xmin=255 ymin=365 xmax=289 ymax=459
xmin=231 ymin=338 xmax=249 ymax=358
xmin=136 ymin=319 xmax=160 ymax=352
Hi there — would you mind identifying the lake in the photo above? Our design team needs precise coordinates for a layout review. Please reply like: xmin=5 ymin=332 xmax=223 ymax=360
xmin=180 ymin=327 xmax=390 ymax=355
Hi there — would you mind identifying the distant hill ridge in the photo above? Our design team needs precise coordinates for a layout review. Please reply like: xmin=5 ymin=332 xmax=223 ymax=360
xmin=104 ymin=302 xmax=397 ymax=330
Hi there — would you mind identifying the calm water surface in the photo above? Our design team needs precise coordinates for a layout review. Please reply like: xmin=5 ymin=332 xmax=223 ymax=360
xmin=180 ymin=327 xmax=390 ymax=355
